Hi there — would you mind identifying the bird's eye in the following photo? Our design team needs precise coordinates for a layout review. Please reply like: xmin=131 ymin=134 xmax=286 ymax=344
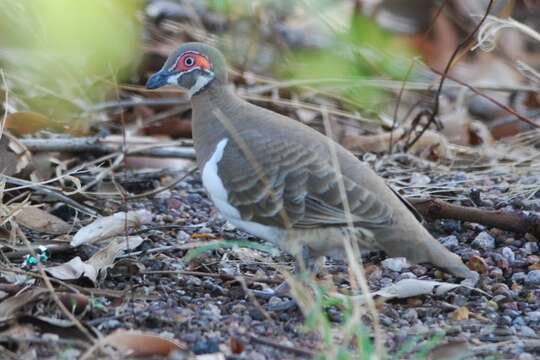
xmin=184 ymin=56 xmax=194 ymax=67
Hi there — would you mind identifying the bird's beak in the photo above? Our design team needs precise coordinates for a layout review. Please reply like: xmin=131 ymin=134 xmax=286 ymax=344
xmin=145 ymin=69 xmax=170 ymax=89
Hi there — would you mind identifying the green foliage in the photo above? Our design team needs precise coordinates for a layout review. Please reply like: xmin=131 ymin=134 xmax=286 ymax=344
xmin=0 ymin=0 xmax=142 ymax=127
xmin=281 ymin=13 xmax=416 ymax=111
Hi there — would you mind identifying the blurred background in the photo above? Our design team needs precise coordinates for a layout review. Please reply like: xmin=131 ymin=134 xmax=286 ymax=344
xmin=0 ymin=1 xmax=539 ymax=359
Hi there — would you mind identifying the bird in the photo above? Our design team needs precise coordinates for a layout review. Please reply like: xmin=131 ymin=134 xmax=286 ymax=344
xmin=146 ymin=42 xmax=474 ymax=286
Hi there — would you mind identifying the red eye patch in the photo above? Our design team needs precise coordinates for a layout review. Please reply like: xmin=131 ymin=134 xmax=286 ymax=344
xmin=172 ymin=51 xmax=211 ymax=73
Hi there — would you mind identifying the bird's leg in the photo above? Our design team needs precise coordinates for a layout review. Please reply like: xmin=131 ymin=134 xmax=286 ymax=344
xmin=252 ymin=247 xmax=321 ymax=311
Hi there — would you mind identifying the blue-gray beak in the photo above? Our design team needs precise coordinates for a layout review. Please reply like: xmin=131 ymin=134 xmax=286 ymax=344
xmin=145 ymin=69 xmax=170 ymax=89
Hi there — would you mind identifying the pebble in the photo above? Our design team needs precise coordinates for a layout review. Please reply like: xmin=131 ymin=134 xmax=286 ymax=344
xmin=525 ymin=270 xmax=540 ymax=285
xmin=511 ymin=272 xmax=526 ymax=284
xmin=381 ymin=257 xmax=409 ymax=272
xmin=519 ymin=325 xmax=536 ymax=337
xmin=186 ymin=276 xmax=202 ymax=287
xmin=440 ymin=235 xmax=459 ymax=250
xmin=471 ymin=231 xmax=495 ymax=250
xmin=526 ymin=311 xmax=540 ymax=323
xmin=518 ymin=354 xmax=535 ymax=360
xmin=192 ymin=338 xmax=220 ymax=355
xmin=398 ymin=272 xmax=417 ymax=280
xmin=502 ymin=247 xmax=515 ymax=263
xmin=523 ymin=242 xmax=539 ymax=255
xmin=176 ymin=230 xmax=190 ymax=242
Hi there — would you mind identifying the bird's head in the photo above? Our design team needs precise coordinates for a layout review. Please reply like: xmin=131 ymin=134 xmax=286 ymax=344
xmin=145 ymin=42 xmax=227 ymax=97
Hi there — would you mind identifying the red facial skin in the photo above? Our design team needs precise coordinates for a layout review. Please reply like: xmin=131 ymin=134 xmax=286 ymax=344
xmin=171 ymin=51 xmax=211 ymax=73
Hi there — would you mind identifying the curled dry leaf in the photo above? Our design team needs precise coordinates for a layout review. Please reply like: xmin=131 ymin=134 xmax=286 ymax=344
xmin=58 ymin=292 xmax=89 ymax=314
xmin=0 ymin=287 xmax=48 ymax=319
xmin=4 ymin=111 xmax=51 ymax=135
xmin=101 ymin=329 xmax=186 ymax=357
xmin=342 ymin=279 xmax=462 ymax=304
xmin=9 ymin=203 xmax=71 ymax=235
xmin=451 ymin=306 xmax=470 ymax=321
xmin=71 ymin=209 xmax=152 ymax=246
xmin=0 ymin=131 xmax=31 ymax=176
xmin=45 ymin=257 xmax=94 ymax=281
xmin=46 ymin=236 xmax=144 ymax=283
xmin=342 ymin=128 xmax=451 ymax=161
xmin=85 ymin=236 xmax=144 ymax=283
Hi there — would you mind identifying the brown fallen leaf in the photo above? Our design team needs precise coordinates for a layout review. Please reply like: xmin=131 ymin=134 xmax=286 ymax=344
xmin=0 ymin=287 xmax=48 ymax=319
xmin=58 ymin=292 xmax=89 ymax=314
xmin=71 ymin=210 xmax=152 ymax=246
xmin=5 ymin=111 xmax=51 ymax=135
xmin=0 ymin=131 xmax=31 ymax=176
xmin=100 ymin=329 xmax=186 ymax=357
xmin=427 ymin=339 xmax=472 ymax=360
xmin=46 ymin=236 xmax=144 ymax=283
xmin=9 ymin=203 xmax=71 ymax=235
xmin=85 ymin=236 xmax=144 ymax=283
xmin=451 ymin=306 xmax=470 ymax=321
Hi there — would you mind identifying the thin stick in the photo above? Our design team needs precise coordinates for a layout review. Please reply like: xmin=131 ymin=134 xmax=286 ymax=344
xmin=247 ymin=334 xmax=315 ymax=358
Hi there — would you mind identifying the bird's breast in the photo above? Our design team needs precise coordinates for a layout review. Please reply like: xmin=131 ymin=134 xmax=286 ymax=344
xmin=201 ymin=138 xmax=283 ymax=243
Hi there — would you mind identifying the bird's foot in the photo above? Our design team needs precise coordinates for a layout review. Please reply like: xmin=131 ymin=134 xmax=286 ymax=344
xmin=251 ymin=281 xmax=298 ymax=311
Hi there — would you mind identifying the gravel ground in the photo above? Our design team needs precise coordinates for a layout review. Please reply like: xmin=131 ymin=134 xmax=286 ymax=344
xmin=86 ymin=167 xmax=539 ymax=359
xmin=3 ymin=166 xmax=539 ymax=359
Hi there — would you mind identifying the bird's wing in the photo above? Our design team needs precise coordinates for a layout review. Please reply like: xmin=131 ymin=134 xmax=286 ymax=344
xmin=218 ymin=130 xmax=394 ymax=229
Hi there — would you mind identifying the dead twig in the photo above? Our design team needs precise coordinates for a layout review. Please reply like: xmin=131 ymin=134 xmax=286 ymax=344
xmin=405 ymin=0 xmax=496 ymax=152
xmin=247 ymin=334 xmax=315 ymax=358
xmin=20 ymin=137 xmax=195 ymax=159
xmin=410 ymin=197 xmax=540 ymax=240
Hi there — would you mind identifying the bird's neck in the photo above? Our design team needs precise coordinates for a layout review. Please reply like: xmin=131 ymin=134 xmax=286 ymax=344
xmin=190 ymin=83 xmax=243 ymax=168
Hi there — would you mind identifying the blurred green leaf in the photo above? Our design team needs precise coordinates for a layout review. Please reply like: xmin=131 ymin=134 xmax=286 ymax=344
xmin=0 ymin=0 xmax=142 ymax=129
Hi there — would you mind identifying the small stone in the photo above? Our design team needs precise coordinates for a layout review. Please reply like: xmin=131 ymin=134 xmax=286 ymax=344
xmin=518 ymin=354 xmax=535 ymax=360
xmin=501 ymin=247 xmax=515 ymax=263
xmin=403 ymin=309 xmax=418 ymax=322
xmin=186 ymin=276 xmax=202 ymax=287
xmin=381 ymin=257 xmax=409 ymax=272
xmin=526 ymin=311 xmax=540 ymax=323
xmin=489 ymin=268 xmax=503 ymax=279
xmin=268 ymin=296 xmax=284 ymax=308
xmin=192 ymin=338 xmax=220 ymax=355
xmin=472 ymin=232 xmax=495 ymax=250
xmin=520 ymin=325 xmax=536 ymax=337
xmin=524 ymin=242 xmax=539 ymax=255
xmin=511 ymin=272 xmax=526 ymax=284
xmin=525 ymin=270 xmax=540 ymax=285
xmin=440 ymin=235 xmax=459 ymax=250
xmin=398 ymin=272 xmax=417 ymax=280
xmin=176 ymin=230 xmax=190 ymax=242
xmin=467 ymin=255 xmax=489 ymax=274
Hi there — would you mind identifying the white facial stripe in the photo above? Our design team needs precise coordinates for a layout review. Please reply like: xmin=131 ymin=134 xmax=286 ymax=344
xmin=166 ymin=67 xmax=214 ymax=98
xmin=188 ymin=72 xmax=213 ymax=98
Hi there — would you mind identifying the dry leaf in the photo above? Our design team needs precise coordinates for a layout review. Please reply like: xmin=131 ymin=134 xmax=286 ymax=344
xmin=0 ymin=287 xmax=47 ymax=319
xmin=5 ymin=111 xmax=51 ymax=135
xmin=101 ymin=329 xmax=186 ymax=357
xmin=343 ymin=279 xmax=462 ymax=304
xmin=85 ymin=236 xmax=144 ymax=283
xmin=427 ymin=340 xmax=472 ymax=360
xmin=71 ymin=209 xmax=152 ymax=246
xmin=451 ymin=306 xmax=470 ymax=321
xmin=47 ymin=236 xmax=144 ymax=283
xmin=9 ymin=203 xmax=71 ymax=235
xmin=45 ymin=257 xmax=95 ymax=281
xmin=0 ymin=131 xmax=31 ymax=176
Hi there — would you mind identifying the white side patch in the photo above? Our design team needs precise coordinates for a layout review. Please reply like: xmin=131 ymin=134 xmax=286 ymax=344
xmin=201 ymin=138 xmax=283 ymax=243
